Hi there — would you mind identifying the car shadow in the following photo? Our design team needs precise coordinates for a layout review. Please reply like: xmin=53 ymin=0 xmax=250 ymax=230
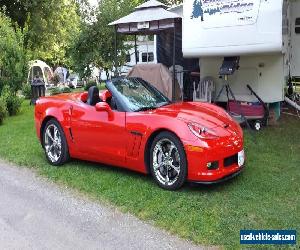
xmin=65 ymin=159 xmax=246 ymax=193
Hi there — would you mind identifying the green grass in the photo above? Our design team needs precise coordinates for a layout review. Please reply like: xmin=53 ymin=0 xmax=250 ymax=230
xmin=0 ymin=103 xmax=299 ymax=248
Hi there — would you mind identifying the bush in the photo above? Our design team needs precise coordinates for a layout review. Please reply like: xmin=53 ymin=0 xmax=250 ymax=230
xmin=84 ymin=81 xmax=97 ymax=91
xmin=1 ymin=85 xmax=21 ymax=116
xmin=0 ymin=99 xmax=7 ymax=125
xmin=50 ymin=86 xmax=72 ymax=96
xmin=50 ymin=87 xmax=62 ymax=96
xmin=61 ymin=87 xmax=72 ymax=93
xmin=22 ymin=84 xmax=32 ymax=99
xmin=6 ymin=94 xmax=21 ymax=116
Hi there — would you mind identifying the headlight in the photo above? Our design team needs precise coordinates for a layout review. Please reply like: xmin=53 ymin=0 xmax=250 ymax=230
xmin=187 ymin=122 xmax=219 ymax=140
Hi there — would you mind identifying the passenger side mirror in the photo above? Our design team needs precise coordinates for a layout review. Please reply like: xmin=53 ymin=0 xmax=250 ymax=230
xmin=95 ymin=102 xmax=114 ymax=120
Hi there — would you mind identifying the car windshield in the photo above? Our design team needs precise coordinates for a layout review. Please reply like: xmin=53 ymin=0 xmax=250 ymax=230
xmin=110 ymin=78 xmax=170 ymax=112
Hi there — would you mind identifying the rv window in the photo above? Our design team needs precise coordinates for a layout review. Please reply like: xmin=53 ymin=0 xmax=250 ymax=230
xmin=296 ymin=27 xmax=300 ymax=34
xmin=295 ymin=18 xmax=300 ymax=26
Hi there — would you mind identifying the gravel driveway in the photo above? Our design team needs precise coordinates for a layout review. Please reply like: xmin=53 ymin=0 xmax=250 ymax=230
xmin=0 ymin=160 xmax=212 ymax=250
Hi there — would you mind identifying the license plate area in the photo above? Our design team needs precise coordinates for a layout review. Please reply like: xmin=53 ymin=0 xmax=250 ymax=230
xmin=238 ymin=150 xmax=245 ymax=167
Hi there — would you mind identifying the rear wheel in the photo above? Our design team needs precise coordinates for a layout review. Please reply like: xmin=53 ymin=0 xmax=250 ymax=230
xmin=42 ymin=119 xmax=70 ymax=166
xmin=150 ymin=132 xmax=187 ymax=190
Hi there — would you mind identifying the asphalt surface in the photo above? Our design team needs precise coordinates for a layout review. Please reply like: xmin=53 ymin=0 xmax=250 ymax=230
xmin=0 ymin=160 xmax=211 ymax=250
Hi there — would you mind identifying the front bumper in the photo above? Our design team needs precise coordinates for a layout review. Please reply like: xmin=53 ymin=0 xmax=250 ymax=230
xmin=184 ymin=134 xmax=245 ymax=183
xmin=190 ymin=166 xmax=245 ymax=184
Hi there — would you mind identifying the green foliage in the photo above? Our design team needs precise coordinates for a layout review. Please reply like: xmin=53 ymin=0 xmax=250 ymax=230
xmin=0 ymin=85 xmax=22 ymax=116
xmin=22 ymin=84 xmax=32 ymax=99
xmin=61 ymin=87 xmax=72 ymax=94
xmin=0 ymin=98 xmax=7 ymax=125
xmin=50 ymin=86 xmax=72 ymax=96
xmin=25 ymin=0 xmax=81 ymax=66
xmin=50 ymin=88 xmax=62 ymax=96
xmin=0 ymin=12 xmax=27 ymax=92
xmin=71 ymin=0 xmax=143 ymax=77
xmin=1 ymin=1 xmax=81 ymax=67
xmin=84 ymin=81 xmax=97 ymax=91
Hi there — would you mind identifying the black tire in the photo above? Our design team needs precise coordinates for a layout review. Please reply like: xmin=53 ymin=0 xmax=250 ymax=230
xmin=42 ymin=119 xmax=70 ymax=166
xmin=149 ymin=131 xmax=187 ymax=190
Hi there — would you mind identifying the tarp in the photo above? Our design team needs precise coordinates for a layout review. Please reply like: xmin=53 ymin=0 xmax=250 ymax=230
xmin=127 ymin=63 xmax=181 ymax=101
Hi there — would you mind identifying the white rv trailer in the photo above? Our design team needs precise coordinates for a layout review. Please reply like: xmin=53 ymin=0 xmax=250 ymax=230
xmin=182 ymin=0 xmax=300 ymax=111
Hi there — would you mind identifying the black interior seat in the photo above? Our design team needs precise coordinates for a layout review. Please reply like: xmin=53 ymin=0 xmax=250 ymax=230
xmin=87 ymin=86 xmax=101 ymax=106
xmin=106 ymin=96 xmax=117 ymax=110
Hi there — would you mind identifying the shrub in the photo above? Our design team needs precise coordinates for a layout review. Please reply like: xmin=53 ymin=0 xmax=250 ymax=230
xmin=50 ymin=86 xmax=72 ymax=96
xmin=61 ymin=87 xmax=72 ymax=93
xmin=84 ymin=81 xmax=97 ymax=91
xmin=1 ymin=85 xmax=21 ymax=116
xmin=5 ymin=94 xmax=21 ymax=116
xmin=50 ymin=87 xmax=62 ymax=96
xmin=0 ymin=99 xmax=7 ymax=125
xmin=0 ymin=13 xmax=26 ymax=93
xmin=22 ymin=84 xmax=32 ymax=99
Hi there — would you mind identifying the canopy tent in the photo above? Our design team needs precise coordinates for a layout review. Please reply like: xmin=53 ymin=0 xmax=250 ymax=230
xmin=109 ymin=0 xmax=182 ymax=101
xmin=127 ymin=63 xmax=181 ymax=100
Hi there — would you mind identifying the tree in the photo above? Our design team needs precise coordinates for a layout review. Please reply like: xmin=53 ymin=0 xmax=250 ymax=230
xmin=160 ymin=0 xmax=183 ymax=6
xmin=1 ymin=0 xmax=82 ymax=66
xmin=191 ymin=0 xmax=204 ymax=21
xmin=0 ymin=12 xmax=26 ymax=92
xmin=71 ymin=0 xmax=144 ymax=78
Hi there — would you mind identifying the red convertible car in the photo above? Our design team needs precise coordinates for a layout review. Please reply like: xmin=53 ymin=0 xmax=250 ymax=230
xmin=35 ymin=77 xmax=245 ymax=190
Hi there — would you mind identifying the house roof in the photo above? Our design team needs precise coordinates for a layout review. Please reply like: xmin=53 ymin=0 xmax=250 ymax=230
xmin=135 ymin=0 xmax=167 ymax=10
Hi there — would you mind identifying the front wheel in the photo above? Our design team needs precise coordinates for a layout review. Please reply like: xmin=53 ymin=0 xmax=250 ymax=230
xmin=42 ymin=119 xmax=70 ymax=166
xmin=150 ymin=132 xmax=187 ymax=190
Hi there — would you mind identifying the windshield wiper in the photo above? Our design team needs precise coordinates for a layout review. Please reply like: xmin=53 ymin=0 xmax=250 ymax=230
xmin=135 ymin=106 xmax=157 ymax=112
xmin=157 ymin=102 xmax=171 ymax=108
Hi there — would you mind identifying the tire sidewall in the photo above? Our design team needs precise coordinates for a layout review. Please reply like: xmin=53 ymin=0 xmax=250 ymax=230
xmin=150 ymin=131 xmax=187 ymax=190
xmin=42 ymin=119 xmax=69 ymax=166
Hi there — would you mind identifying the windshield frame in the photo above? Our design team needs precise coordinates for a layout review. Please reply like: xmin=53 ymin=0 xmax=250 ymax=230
xmin=105 ymin=77 xmax=171 ymax=112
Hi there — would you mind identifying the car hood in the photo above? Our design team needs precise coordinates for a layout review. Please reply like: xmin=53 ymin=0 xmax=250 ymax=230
xmin=155 ymin=102 xmax=237 ymax=130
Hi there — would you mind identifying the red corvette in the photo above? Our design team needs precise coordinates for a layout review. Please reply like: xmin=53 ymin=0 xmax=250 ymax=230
xmin=35 ymin=77 xmax=245 ymax=190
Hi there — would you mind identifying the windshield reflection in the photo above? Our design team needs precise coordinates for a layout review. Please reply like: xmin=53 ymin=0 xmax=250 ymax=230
xmin=112 ymin=78 xmax=170 ymax=112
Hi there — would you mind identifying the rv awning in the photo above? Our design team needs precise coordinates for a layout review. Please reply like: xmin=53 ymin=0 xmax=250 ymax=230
xmin=109 ymin=0 xmax=181 ymax=35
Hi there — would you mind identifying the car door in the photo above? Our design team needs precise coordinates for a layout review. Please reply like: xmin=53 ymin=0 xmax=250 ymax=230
xmin=70 ymin=102 xmax=127 ymax=166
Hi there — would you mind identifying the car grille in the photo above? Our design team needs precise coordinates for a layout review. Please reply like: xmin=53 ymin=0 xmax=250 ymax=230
xmin=224 ymin=154 xmax=238 ymax=167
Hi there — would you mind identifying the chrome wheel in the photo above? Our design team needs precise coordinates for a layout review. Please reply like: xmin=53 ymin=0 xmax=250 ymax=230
xmin=152 ymin=138 xmax=181 ymax=187
xmin=44 ymin=124 xmax=62 ymax=163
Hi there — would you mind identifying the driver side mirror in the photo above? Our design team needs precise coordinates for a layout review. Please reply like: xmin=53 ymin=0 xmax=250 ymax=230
xmin=95 ymin=102 xmax=114 ymax=120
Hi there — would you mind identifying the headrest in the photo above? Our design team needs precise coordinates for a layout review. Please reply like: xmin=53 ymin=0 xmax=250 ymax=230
xmin=87 ymin=86 xmax=101 ymax=106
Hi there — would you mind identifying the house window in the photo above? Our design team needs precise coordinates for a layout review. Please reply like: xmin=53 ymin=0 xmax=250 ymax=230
xmin=142 ymin=53 xmax=147 ymax=62
xmin=148 ymin=52 xmax=154 ymax=62
xmin=295 ymin=18 xmax=300 ymax=34
xmin=126 ymin=54 xmax=131 ymax=63
xmin=142 ymin=52 xmax=154 ymax=62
